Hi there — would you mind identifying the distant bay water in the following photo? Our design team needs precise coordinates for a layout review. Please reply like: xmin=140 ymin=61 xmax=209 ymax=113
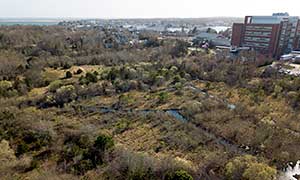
xmin=0 ymin=19 xmax=61 ymax=26
xmin=0 ymin=22 xmax=58 ymax=26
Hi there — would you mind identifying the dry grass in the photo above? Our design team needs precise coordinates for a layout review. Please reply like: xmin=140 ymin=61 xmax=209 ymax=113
xmin=115 ymin=122 xmax=160 ymax=152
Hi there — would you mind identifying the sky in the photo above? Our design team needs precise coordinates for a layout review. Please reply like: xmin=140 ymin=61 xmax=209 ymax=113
xmin=0 ymin=0 xmax=299 ymax=19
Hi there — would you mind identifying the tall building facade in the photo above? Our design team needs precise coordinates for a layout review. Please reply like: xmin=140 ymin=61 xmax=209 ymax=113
xmin=231 ymin=13 xmax=300 ymax=58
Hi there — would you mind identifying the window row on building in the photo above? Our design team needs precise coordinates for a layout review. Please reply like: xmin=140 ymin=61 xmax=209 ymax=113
xmin=244 ymin=36 xmax=271 ymax=43
xmin=245 ymin=26 xmax=273 ymax=31
xmin=245 ymin=30 xmax=272 ymax=36
xmin=244 ymin=42 xmax=269 ymax=48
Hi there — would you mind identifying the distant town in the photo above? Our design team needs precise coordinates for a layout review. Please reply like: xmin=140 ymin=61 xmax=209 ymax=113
xmin=56 ymin=13 xmax=300 ymax=62
xmin=1 ymin=13 xmax=300 ymax=61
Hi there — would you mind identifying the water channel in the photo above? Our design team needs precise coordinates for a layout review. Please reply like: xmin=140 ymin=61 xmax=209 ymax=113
xmin=80 ymin=83 xmax=299 ymax=178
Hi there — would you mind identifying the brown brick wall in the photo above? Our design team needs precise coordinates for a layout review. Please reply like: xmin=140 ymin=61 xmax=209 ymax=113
xmin=231 ymin=23 xmax=244 ymax=46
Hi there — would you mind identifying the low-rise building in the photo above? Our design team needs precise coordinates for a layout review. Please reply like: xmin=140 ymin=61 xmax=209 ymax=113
xmin=194 ymin=32 xmax=230 ymax=47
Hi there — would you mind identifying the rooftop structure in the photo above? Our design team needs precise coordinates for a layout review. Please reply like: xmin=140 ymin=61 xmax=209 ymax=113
xmin=194 ymin=32 xmax=230 ymax=47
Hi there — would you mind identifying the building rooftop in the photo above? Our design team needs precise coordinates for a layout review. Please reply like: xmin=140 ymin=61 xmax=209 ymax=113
xmin=251 ymin=16 xmax=285 ymax=24
xmin=246 ymin=13 xmax=299 ymax=24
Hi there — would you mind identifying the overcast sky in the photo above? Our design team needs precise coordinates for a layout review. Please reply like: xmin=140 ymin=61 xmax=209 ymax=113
xmin=0 ymin=0 xmax=299 ymax=18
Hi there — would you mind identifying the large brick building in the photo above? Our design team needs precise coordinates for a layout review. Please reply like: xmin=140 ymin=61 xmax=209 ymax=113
xmin=231 ymin=13 xmax=300 ymax=58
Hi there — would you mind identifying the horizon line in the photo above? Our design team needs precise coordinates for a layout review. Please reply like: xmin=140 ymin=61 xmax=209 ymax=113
xmin=0 ymin=16 xmax=244 ymax=20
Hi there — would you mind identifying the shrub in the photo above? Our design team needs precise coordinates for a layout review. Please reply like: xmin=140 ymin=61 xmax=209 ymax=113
xmin=75 ymin=68 xmax=84 ymax=75
xmin=93 ymin=71 xmax=99 ymax=76
xmin=59 ymin=134 xmax=114 ymax=175
xmin=104 ymin=148 xmax=194 ymax=180
xmin=54 ymin=85 xmax=77 ymax=106
xmin=127 ymin=68 xmax=138 ymax=80
xmin=56 ymin=85 xmax=76 ymax=97
xmin=114 ymin=119 xmax=130 ymax=134
xmin=65 ymin=71 xmax=73 ymax=79
xmin=0 ymin=50 xmax=25 ymax=79
xmin=173 ymin=75 xmax=182 ymax=84
xmin=107 ymin=68 xmax=119 ymax=81
xmin=128 ymin=168 xmax=155 ymax=180
xmin=94 ymin=134 xmax=114 ymax=151
xmin=113 ymin=79 xmax=131 ymax=93
xmin=79 ymin=75 xmax=87 ymax=85
xmin=144 ymin=38 xmax=160 ymax=48
xmin=225 ymin=155 xmax=276 ymax=180
xmin=0 ymin=81 xmax=12 ymax=93
xmin=0 ymin=80 xmax=17 ymax=97
xmin=24 ymin=68 xmax=47 ymax=88
xmin=13 ymin=78 xmax=28 ymax=95
xmin=59 ymin=134 xmax=93 ymax=174
xmin=170 ymin=40 xmax=188 ymax=58
xmin=170 ymin=66 xmax=179 ymax=73
xmin=0 ymin=140 xmax=17 ymax=176
xmin=0 ymin=140 xmax=16 ymax=162
xmin=242 ymin=162 xmax=277 ymax=180
xmin=72 ymin=159 xmax=94 ymax=175
xmin=165 ymin=170 xmax=194 ymax=180
xmin=48 ymin=80 xmax=62 ymax=93
xmin=26 ymin=159 xmax=40 ymax=172
xmin=45 ymin=85 xmax=77 ymax=107
xmin=62 ymin=63 xmax=71 ymax=69
xmin=16 ymin=131 xmax=52 ymax=157
xmin=16 ymin=142 xmax=30 ymax=156
xmin=175 ymin=82 xmax=183 ymax=90
xmin=84 ymin=72 xmax=98 ymax=84
xmin=158 ymin=92 xmax=169 ymax=104
xmin=155 ymin=75 xmax=165 ymax=86
xmin=287 ymin=91 xmax=300 ymax=109
xmin=86 ymin=134 xmax=114 ymax=166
